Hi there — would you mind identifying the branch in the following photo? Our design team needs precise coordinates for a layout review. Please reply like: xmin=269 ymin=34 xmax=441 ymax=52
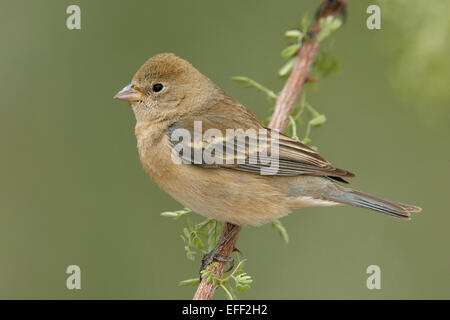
xmin=193 ymin=223 xmax=240 ymax=300
xmin=193 ymin=0 xmax=346 ymax=300
xmin=269 ymin=0 xmax=346 ymax=131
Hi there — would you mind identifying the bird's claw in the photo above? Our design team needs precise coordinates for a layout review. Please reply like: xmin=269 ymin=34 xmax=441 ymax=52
xmin=216 ymin=254 xmax=234 ymax=272
xmin=200 ymin=251 xmax=235 ymax=277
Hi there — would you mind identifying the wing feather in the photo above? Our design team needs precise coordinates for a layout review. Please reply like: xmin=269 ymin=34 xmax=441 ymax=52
xmin=166 ymin=101 xmax=355 ymax=180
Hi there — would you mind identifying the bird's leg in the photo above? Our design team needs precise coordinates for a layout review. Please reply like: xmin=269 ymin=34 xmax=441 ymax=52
xmin=200 ymin=223 xmax=239 ymax=275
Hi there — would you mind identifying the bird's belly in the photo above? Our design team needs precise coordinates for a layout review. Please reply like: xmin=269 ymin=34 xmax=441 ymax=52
xmin=149 ymin=163 xmax=291 ymax=226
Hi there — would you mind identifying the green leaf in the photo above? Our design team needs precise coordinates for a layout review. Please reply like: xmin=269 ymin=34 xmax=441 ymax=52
xmin=281 ymin=43 xmax=301 ymax=59
xmin=183 ymin=227 xmax=190 ymax=238
xmin=194 ymin=237 xmax=204 ymax=250
xmin=159 ymin=211 xmax=178 ymax=218
xmin=160 ymin=208 xmax=192 ymax=220
xmin=236 ymin=273 xmax=253 ymax=284
xmin=313 ymin=50 xmax=340 ymax=78
xmin=317 ymin=16 xmax=343 ymax=42
xmin=302 ymin=137 xmax=311 ymax=145
xmin=232 ymin=76 xmax=277 ymax=100
xmin=271 ymin=219 xmax=290 ymax=244
xmin=197 ymin=231 xmax=208 ymax=238
xmin=236 ymin=283 xmax=251 ymax=292
xmin=178 ymin=278 xmax=200 ymax=287
xmin=200 ymin=269 xmax=209 ymax=279
xmin=285 ymin=29 xmax=303 ymax=39
xmin=299 ymin=13 xmax=312 ymax=33
xmin=278 ymin=57 xmax=296 ymax=77
xmin=309 ymin=114 xmax=326 ymax=126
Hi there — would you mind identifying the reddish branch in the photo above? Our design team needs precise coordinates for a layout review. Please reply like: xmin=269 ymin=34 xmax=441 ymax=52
xmin=193 ymin=0 xmax=346 ymax=300
xmin=193 ymin=223 xmax=240 ymax=300
xmin=269 ymin=0 xmax=346 ymax=130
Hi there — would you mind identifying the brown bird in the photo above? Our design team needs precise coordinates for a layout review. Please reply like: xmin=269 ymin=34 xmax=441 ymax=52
xmin=114 ymin=53 xmax=421 ymax=267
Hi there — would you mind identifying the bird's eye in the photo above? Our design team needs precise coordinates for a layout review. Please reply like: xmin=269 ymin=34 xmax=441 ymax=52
xmin=152 ymin=83 xmax=164 ymax=93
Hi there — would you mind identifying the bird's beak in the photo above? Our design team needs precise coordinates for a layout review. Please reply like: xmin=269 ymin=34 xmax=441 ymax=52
xmin=113 ymin=84 xmax=147 ymax=102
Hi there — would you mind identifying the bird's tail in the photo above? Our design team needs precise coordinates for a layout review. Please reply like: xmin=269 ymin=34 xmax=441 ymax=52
xmin=328 ymin=188 xmax=422 ymax=220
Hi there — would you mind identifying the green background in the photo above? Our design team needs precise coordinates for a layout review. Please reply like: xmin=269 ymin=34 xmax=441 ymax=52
xmin=1 ymin=0 xmax=449 ymax=299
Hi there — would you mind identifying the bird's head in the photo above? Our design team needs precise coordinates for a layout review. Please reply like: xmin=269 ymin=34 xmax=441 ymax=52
xmin=114 ymin=53 xmax=217 ymax=123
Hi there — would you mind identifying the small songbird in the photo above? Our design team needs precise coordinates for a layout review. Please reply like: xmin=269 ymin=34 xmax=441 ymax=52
xmin=114 ymin=53 xmax=421 ymax=265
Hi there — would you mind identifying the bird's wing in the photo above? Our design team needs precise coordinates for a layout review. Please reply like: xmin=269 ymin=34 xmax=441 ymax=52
xmin=166 ymin=102 xmax=355 ymax=180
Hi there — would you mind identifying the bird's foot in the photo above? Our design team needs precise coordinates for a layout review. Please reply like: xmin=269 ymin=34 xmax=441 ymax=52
xmin=199 ymin=223 xmax=240 ymax=279
xmin=232 ymin=246 xmax=243 ymax=255
xmin=200 ymin=250 xmax=235 ymax=276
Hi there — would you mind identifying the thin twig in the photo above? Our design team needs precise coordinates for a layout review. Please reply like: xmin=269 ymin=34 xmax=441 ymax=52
xmin=269 ymin=0 xmax=346 ymax=131
xmin=193 ymin=0 xmax=346 ymax=300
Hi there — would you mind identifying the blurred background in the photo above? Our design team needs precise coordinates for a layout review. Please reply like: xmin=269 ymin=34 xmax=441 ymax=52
xmin=0 ymin=0 xmax=449 ymax=299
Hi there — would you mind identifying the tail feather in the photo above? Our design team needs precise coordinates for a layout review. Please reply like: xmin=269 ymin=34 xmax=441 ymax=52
xmin=329 ymin=189 xmax=422 ymax=220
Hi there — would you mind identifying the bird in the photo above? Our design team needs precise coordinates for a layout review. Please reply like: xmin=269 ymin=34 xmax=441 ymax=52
xmin=114 ymin=53 xmax=421 ymax=268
